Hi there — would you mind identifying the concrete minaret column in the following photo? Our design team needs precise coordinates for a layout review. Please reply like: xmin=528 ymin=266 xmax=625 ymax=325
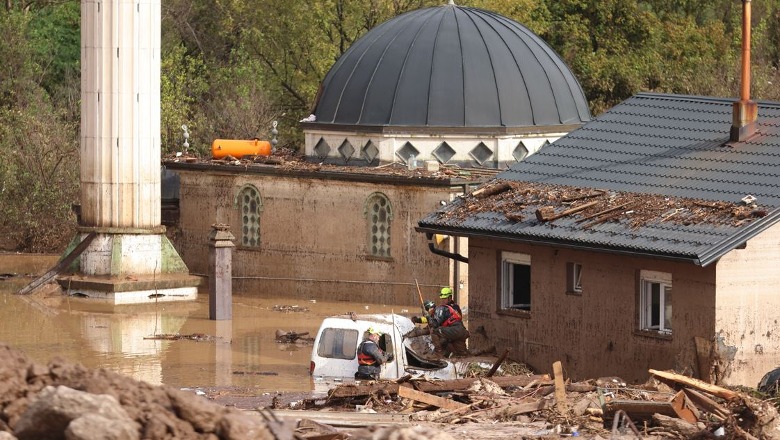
xmin=81 ymin=0 xmax=161 ymax=228
xmin=63 ymin=0 xmax=199 ymax=304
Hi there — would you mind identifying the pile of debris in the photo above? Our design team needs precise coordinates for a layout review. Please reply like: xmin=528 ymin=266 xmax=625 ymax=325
xmin=309 ymin=364 xmax=780 ymax=439
xmin=439 ymin=180 xmax=768 ymax=229
xmin=163 ymin=148 xmax=499 ymax=181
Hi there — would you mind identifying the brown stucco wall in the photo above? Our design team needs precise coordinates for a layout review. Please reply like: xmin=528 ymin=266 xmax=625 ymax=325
xmin=173 ymin=169 xmax=454 ymax=305
xmin=467 ymin=237 xmax=717 ymax=384
xmin=715 ymin=222 xmax=780 ymax=387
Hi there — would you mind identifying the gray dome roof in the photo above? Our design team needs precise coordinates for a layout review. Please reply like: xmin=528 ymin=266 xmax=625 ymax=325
xmin=313 ymin=4 xmax=591 ymax=128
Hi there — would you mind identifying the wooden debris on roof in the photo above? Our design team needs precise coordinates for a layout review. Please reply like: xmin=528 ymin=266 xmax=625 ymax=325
xmin=441 ymin=179 xmax=768 ymax=228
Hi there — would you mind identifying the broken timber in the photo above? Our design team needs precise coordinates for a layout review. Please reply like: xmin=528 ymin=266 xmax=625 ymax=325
xmin=397 ymin=385 xmax=467 ymax=411
xmin=535 ymin=200 xmax=599 ymax=222
xmin=328 ymin=374 xmax=551 ymax=399
xmin=16 ymin=232 xmax=97 ymax=296
xmin=553 ymin=361 xmax=568 ymax=412
xmin=649 ymin=369 xmax=738 ymax=401
xmin=472 ymin=182 xmax=512 ymax=198
xmin=486 ymin=348 xmax=511 ymax=378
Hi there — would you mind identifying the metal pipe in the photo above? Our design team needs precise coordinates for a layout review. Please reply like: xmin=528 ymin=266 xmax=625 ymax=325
xmin=426 ymin=233 xmax=469 ymax=263
xmin=740 ymin=0 xmax=752 ymax=101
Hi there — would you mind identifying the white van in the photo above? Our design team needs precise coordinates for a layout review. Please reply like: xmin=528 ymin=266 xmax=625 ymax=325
xmin=310 ymin=313 xmax=458 ymax=384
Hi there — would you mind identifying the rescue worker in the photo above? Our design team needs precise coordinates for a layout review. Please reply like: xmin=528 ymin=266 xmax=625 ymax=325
xmin=406 ymin=300 xmax=436 ymax=339
xmin=429 ymin=294 xmax=469 ymax=357
xmin=355 ymin=327 xmax=393 ymax=380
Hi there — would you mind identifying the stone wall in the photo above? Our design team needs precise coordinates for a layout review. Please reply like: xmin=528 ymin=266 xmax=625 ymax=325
xmin=174 ymin=170 xmax=454 ymax=305
xmin=467 ymin=237 xmax=718 ymax=384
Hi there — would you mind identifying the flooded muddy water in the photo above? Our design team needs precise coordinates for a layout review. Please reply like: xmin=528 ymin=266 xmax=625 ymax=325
xmin=0 ymin=254 xmax=414 ymax=393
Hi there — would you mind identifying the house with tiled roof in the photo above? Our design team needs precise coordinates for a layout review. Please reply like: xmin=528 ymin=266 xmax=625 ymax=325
xmin=417 ymin=91 xmax=780 ymax=387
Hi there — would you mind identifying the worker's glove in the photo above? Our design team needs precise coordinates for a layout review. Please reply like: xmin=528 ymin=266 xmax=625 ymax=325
xmin=387 ymin=353 xmax=395 ymax=362
xmin=411 ymin=316 xmax=423 ymax=324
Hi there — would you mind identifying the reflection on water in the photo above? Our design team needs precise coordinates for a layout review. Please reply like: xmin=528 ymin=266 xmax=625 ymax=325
xmin=0 ymin=254 xmax=412 ymax=392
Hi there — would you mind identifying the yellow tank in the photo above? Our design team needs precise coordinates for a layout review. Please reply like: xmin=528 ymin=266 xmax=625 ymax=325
xmin=211 ymin=139 xmax=272 ymax=159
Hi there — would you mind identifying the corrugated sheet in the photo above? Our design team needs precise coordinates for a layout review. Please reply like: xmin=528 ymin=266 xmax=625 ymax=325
xmin=419 ymin=93 xmax=780 ymax=265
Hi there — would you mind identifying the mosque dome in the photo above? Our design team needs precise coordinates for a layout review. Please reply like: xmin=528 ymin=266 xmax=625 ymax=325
xmin=311 ymin=3 xmax=591 ymax=128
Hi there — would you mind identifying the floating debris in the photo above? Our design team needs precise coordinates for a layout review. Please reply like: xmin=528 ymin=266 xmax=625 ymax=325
xmin=273 ymin=304 xmax=309 ymax=313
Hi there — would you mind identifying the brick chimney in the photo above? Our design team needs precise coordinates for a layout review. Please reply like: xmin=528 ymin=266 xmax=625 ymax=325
xmin=731 ymin=0 xmax=758 ymax=142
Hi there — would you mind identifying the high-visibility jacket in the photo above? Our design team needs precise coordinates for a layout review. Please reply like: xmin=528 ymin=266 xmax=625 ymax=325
xmin=441 ymin=304 xmax=462 ymax=327
xmin=357 ymin=340 xmax=379 ymax=366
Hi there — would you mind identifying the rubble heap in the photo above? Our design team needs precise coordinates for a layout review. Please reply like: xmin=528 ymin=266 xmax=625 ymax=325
xmin=314 ymin=365 xmax=780 ymax=439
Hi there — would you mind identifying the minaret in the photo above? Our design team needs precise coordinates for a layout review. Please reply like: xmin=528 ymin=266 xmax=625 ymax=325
xmin=60 ymin=0 xmax=199 ymax=303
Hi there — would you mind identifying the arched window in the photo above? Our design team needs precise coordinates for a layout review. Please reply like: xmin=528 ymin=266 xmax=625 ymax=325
xmin=236 ymin=185 xmax=263 ymax=247
xmin=364 ymin=193 xmax=392 ymax=258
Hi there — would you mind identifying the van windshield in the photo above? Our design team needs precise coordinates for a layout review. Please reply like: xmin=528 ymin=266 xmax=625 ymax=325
xmin=317 ymin=328 xmax=359 ymax=360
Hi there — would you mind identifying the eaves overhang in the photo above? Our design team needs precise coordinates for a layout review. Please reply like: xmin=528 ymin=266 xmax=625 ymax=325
xmin=163 ymin=161 xmax=492 ymax=187
xmin=417 ymin=206 xmax=780 ymax=267
xmin=696 ymin=206 xmax=780 ymax=266
xmin=415 ymin=224 xmax=702 ymax=265
xmin=300 ymin=122 xmax=583 ymax=136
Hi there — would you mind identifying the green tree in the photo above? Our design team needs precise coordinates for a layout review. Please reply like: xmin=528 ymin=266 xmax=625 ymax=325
xmin=0 ymin=11 xmax=79 ymax=251
xmin=160 ymin=43 xmax=208 ymax=154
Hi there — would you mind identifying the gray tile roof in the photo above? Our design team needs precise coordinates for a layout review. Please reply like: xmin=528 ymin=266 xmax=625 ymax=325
xmin=418 ymin=92 xmax=780 ymax=265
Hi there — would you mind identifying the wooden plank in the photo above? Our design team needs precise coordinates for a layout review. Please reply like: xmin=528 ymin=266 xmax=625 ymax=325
xmin=694 ymin=337 xmax=713 ymax=382
xmin=670 ymin=390 xmax=699 ymax=424
xmin=576 ymin=202 xmax=632 ymax=223
xmin=397 ymin=385 xmax=467 ymax=411
xmin=553 ymin=361 xmax=568 ymax=412
xmin=486 ymin=348 xmax=511 ymax=377
xmin=272 ymin=410 xmax=410 ymax=428
xmin=328 ymin=374 xmax=552 ymax=399
xmin=649 ymin=369 xmax=738 ymax=401
xmin=536 ymin=201 xmax=599 ymax=222
xmin=683 ymin=388 xmax=729 ymax=420
xmin=17 ymin=232 xmax=97 ymax=295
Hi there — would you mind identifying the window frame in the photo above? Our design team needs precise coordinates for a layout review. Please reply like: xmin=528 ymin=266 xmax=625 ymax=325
xmin=639 ymin=270 xmax=672 ymax=335
xmin=566 ymin=262 xmax=583 ymax=294
xmin=500 ymin=251 xmax=532 ymax=312
xmin=316 ymin=328 xmax=359 ymax=360
xmin=363 ymin=192 xmax=393 ymax=260
xmin=234 ymin=184 xmax=263 ymax=249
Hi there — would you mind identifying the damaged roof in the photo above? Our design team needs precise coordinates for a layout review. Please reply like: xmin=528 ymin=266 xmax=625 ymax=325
xmin=418 ymin=92 xmax=780 ymax=266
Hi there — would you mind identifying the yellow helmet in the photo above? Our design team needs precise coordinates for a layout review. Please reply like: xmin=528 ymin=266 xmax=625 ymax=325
xmin=367 ymin=327 xmax=381 ymax=336
xmin=439 ymin=287 xmax=453 ymax=298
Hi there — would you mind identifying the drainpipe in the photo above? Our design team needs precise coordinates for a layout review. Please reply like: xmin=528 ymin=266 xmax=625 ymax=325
xmin=426 ymin=232 xmax=468 ymax=263
xmin=730 ymin=0 xmax=758 ymax=142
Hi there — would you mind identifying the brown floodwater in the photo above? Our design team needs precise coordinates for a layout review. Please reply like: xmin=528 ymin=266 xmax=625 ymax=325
xmin=0 ymin=254 xmax=413 ymax=393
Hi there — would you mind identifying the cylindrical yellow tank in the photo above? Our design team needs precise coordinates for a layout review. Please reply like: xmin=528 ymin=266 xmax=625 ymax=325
xmin=211 ymin=139 xmax=272 ymax=159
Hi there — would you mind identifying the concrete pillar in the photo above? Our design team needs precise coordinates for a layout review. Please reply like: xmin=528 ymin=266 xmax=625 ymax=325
xmin=209 ymin=224 xmax=235 ymax=320
xmin=63 ymin=0 xmax=200 ymax=304
xmin=81 ymin=0 xmax=161 ymax=228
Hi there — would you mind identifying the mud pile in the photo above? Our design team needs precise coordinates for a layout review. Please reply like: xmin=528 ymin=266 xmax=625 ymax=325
xmin=0 ymin=343 xmax=282 ymax=439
